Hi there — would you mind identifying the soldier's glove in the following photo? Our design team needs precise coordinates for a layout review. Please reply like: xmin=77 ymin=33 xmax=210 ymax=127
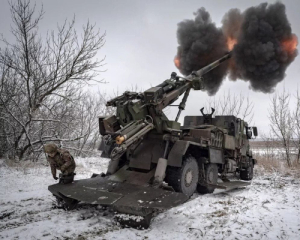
xmin=53 ymin=176 xmax=58 ymax=180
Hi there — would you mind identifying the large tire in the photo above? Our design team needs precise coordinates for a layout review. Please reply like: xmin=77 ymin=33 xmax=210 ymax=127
xmin=165 ymin=156 xmax=199 ymax=197
xmin=240 ymin=160 xmax=254 ymax=181
xmin=197 ymin=163 xmax=218 ymax=194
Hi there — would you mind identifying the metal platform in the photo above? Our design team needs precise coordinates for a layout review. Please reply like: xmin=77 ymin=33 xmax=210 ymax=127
xmin=48 ymin=169 xmax=251 ymax=229
xmin=48 ymin=174 xmax=189 ymax=217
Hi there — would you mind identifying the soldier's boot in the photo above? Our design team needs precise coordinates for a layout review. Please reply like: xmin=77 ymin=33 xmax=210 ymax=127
xmin=59 ymin=172 xmax=76 ymax=184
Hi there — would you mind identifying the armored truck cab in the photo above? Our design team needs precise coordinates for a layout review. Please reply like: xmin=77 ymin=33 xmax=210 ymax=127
xmin=181 ymin=114 xmax=257 ymax=191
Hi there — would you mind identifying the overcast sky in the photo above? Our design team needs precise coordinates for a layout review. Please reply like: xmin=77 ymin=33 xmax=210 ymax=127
xmin=1 ymin=0 xmax=299 ymax=136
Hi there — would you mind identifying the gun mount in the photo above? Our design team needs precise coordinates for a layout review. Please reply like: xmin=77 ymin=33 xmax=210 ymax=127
xmin=102 ymin=51 xmax=232 ymax=136
xmin=48 ymin=51 xmax=258 ymax=229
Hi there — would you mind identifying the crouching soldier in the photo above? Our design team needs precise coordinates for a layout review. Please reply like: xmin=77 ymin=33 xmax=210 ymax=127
xmin=44 ymin=143 xmax=76 ymax=184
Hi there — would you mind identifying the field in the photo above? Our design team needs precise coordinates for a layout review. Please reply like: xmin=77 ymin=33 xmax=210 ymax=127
xmin=1 ymin=156 xmax=300 ymax=240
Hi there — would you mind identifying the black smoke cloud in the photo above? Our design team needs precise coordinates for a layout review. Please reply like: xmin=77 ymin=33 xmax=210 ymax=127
xmin=231 ymin=2 xmax=298 ymax=93
xmin=176 ymin=8 xmax=228 ymax=95
xmin=221 ymin=8 xmax=243 ymax=81
xmin=175 ymin=2 xmax=298 ymax=94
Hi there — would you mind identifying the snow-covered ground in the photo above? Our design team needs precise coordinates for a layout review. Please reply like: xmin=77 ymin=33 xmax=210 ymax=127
xmin=1 ymin=157 xmax=300 ymax=240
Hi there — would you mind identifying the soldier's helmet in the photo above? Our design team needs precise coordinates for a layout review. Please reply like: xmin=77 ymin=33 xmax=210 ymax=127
xmin=44 ymin=143 xmax=58 ymax=154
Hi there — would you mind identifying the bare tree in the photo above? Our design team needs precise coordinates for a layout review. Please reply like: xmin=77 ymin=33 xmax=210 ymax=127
xmin=205 ymin=90 xmax=254 ymax=124
xmin=259 ymin=132 xmax=279 ymax=162
xmin=0 ymin=0 xmax=105 ymax=159
xmin=65 ymin=90 xmax=114 ymax=156
xmin=293 ymin=89 xmax=300 ymax=163
xmin=0 ymin=105 xmax=8 ymax=157
xmin=268 ymin=90 xmax=294 ymax=167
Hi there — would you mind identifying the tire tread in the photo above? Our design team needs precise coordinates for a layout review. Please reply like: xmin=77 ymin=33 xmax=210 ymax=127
xmin=165 ymin=156 xmax=198 ymax=196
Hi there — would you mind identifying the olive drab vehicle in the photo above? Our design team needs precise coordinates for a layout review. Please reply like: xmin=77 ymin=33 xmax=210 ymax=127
xmin=48 ymin=51 xmax=258 ymax=228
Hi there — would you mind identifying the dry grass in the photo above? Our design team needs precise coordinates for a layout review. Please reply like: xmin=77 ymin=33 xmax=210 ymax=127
xmin=1 ymin=158 xmax=47 ymax=174
xmin=254 ymin=152 xmax=300 ymax=178
xmin=255 ymin=155 xmax=282 ymax=172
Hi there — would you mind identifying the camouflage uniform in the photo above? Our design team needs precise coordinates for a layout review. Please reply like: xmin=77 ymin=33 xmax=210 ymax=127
xmin=44 ymin=144 xmax=76 ymax=179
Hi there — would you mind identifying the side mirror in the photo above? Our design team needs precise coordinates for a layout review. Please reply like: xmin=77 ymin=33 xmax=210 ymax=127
xmin=252 ymin=127 xmax=258 ymax=137
xmin=246 ymin=130 xmax=252 ymax=139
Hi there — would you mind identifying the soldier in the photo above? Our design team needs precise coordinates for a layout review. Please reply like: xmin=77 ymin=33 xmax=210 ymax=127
xmin=44 ymin=143 xmax=76 ymax=182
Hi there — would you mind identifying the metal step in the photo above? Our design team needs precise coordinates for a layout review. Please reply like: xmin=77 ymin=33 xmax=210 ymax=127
xmin=208 ymin=180 xmax=251 ymax=190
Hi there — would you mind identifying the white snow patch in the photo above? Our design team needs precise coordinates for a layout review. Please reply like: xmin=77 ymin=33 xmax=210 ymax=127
xmin=115 ymin=214 xmax=144 ymax=222
xmin=1 ymin=157 xmax=300 ymax=239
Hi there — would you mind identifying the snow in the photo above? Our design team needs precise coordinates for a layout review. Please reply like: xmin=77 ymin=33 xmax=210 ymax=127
xmin=1 ymin=157 xmax=300 ymax=240
xmin=115 ymin=214 xmax=144 ymax=222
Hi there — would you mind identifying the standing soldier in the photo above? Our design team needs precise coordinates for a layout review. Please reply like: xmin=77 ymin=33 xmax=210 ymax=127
xmin=44 ymin=143 xmax=76 ymax=183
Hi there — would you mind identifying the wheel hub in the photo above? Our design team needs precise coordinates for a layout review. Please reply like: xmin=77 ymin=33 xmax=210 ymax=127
xmin=185 ymin=169 xmax=193 ymax=187
xmin=208 ymin=170 xmax=214 ymax=183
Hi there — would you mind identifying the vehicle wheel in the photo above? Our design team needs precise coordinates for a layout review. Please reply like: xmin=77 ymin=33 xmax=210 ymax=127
xmin=165 ymin=156 xmax=199 ymax=197
xmin=240 ymin=159 xmax=253 ymax=181
xmin=197 ymin=163 xmax=218 ymax=194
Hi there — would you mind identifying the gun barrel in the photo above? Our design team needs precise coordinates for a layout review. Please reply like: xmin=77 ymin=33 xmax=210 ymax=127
xmin=189 ymin=51 xmax=232 ymax=78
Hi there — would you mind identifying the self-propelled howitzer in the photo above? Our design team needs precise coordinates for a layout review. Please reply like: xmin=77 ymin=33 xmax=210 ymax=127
xmin=48 ymin=51 xmax=257 ymax=229
xmin=100 ymin=51 xmax=232 ymax=171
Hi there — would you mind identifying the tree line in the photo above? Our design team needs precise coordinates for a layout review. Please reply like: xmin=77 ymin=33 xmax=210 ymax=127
xmin=1 ymin=1 xmax=298 ymax=170
xmin=0 ymin=0 xmax=112 ymax=160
